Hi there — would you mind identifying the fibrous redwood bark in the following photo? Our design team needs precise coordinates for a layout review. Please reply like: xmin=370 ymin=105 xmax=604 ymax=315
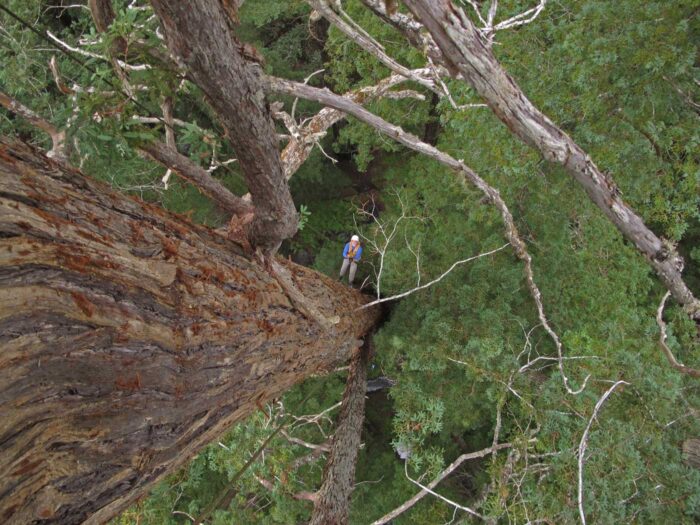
xmin=0 ymin=139 xmax=378 ymax=524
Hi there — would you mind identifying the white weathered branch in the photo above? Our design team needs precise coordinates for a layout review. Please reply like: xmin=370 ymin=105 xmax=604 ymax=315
xmin=360 ymin=243 xmax=509 ymax=308
xmin=46 ymin=30 xmax=151 ymax=71
xmin=577 ymin=381 xmax=628 ymax=525
xmin=371 ymin=443 xmax=515 ymax=525
xmin=656 ymin=292 xmax=700 ymax=378
xmin=0 ymin=90 xmax=65 ymax=159
xmin=491 ymin=1 xmax=548 ymax=33
xmin=403 ymin=460 xmax=486 ymax=521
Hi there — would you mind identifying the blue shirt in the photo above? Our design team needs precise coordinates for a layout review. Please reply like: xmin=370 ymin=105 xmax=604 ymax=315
xmin=343 ymin=242 xmax=363 ymax=261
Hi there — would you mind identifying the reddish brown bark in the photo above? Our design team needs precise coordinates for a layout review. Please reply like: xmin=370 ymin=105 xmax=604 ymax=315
xmin=0 ymin=139 xmax=378 ymax=524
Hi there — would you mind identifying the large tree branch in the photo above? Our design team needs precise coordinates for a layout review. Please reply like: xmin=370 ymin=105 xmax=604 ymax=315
xmin=398 ymin=0 xmax=699 ymax=320
xmin=149 ymin=0 xmax=297 ymax=252
xmin=265 ymin=76 xmax=588 ymax=393
xmin=280 ymin=69 xmax=428 ymax=179
xmin=0 ymin=91 xmax=66 ymax=159
xmin=139 ymin=141 xmax=254 ymax=216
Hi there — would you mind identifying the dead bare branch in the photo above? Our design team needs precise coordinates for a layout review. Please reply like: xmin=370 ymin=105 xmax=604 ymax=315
xmin=578 ymin=381 xmax=628 ymax=525
xmin=45 ymin=30 xmax=150 ymax=72
xmin=656 ymin=292 xmax=700 ymax=378
xmin=0 ymin=90 xmax=65 ymax=159
xmin=371 ymin=442 xmax=515 ymax=525
xmin=360 ymin=243 xmax=509 ymax=308
xmin=403 ymin=459 xmax=487 ymax=521
xmin=265 ymin=76 xmax=588 ymax=394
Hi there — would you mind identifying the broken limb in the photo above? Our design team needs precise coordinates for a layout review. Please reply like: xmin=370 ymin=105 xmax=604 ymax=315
xmin=0 ymin=90 xmax=66 ymax=159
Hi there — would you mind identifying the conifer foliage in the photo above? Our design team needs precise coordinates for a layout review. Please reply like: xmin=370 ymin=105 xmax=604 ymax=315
xmin=1 ymin=1 xmax=699 ymax=524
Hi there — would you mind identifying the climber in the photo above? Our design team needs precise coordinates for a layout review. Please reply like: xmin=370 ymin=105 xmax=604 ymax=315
xmin=339 ymin=234 xmax=363 ymax=286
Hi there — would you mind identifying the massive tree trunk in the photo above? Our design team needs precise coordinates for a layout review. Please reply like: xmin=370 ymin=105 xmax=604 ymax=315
xmin=0 ymin=139 xmax=378 ymax=524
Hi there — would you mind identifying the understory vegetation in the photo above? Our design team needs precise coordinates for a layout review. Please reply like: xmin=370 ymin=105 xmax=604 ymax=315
xmin=1 ymin=0 xmax=699 ymax=523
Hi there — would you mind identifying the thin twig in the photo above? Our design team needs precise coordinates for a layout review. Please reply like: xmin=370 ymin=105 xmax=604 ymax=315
xmin=578 ymin=381 xmax=628 ymax=525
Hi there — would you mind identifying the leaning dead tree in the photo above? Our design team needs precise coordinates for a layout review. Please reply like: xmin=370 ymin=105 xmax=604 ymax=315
xmin=0 ymin=139 xmax=378 ymax=524
xmin=360 ymin=0 xmax=700 ymax=321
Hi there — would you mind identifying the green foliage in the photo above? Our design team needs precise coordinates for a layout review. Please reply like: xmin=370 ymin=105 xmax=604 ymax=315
xmin=3 ymin=1 xmax=699 ymax=524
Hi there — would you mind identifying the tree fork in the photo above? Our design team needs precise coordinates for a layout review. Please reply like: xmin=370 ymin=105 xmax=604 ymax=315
xmin=0 ymin=139 xmax=379 ymax=524
xmin=149 ymin=0 xmax=298 ymax=253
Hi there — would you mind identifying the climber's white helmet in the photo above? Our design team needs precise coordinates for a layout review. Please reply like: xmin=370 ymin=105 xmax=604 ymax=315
xmin=351 ymin=235 xmax=360 ymax=242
